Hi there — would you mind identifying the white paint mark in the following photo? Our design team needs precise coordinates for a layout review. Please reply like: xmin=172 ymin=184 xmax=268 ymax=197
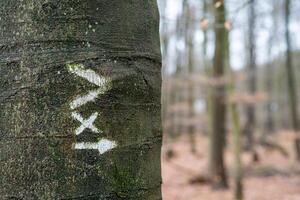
xmin=70 ymin=89 xmax=101 ymax=110
xmin=67 ymin=64 xmax=109 ymax=87
xmin=67 ymin=63 xmax=111 ymax=110
xmin=67 ymin=63 xmax=117 ymax=154
xmin=72 ymin=112 xmax=99 ymax=135
xmin=74 ymin=139 xmax=117 ymax=154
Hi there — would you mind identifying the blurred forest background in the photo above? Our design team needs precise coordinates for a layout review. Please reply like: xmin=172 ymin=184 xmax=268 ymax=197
xmin=158 ymin=0 xmax=300 ymax=199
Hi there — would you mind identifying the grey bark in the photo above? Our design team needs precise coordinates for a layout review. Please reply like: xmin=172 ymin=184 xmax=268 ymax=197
xmin=0 ymin=0 xmax=162 ymax=199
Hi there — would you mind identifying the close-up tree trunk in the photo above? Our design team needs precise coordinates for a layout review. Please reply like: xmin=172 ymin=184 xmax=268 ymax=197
xmin=0 ymin=0 xmax=162 ymax=199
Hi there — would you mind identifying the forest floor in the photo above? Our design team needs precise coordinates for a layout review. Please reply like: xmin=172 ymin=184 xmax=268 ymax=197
xmin=162 ymin=131 xmax=300 ymax=200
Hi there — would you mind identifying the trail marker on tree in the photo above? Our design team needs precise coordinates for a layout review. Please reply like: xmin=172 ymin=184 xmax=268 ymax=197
xmin=74 ymin=139 xmax=117 ymax=155
xmin=67 ymin=63 xmax=117 ymax=154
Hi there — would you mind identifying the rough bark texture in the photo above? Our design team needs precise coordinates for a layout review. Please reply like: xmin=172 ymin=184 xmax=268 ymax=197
xmin=0 ymin=0 xmax=162 ymax=199
xmin=209 ymin=0 xmax=228 ymax=189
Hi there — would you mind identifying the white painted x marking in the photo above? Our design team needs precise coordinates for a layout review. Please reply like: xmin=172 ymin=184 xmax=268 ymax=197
xmin=71 ymin=112 xmax=100 ymax=135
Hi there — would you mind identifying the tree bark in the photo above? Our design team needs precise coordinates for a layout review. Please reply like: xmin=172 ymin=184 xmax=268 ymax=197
xmin=0 ymin=0 xmax=162 ymax=199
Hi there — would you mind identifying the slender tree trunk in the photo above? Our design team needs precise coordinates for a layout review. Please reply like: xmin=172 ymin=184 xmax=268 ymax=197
xmin=220 ymin=9 xmax=244 ymax=198
xmin=220 ymin=6 xmax=244 ymax=196
xmin=173 ymin=0 xmax=188 ymax=136
xmin=284 ymin=0 xmax=300 ymax=160
xmin=225 ymin=28 xmax=244 ymax=200
xmin=265 ymin=59 xmax=274 ymax=134
xmin=202 ymin=0 xmax=208 ymax=60
xmin=209 ymin=0 xmax=228 ymax=189
xmin=161 ymin=0 xmax=173 ymax=142
xmin=244 ymin=0 xmax=256 ymax=150
xmin=231 ymin=103 xmax=243 ymax=200
xmin=185 ymin=3 xmax=196 ymax=153
xmin=201 ymin=0 xmax=213 ymax=138
xmin=0 ymin=1 xmax=162 ymax=199
xmin=264 ymin=3 xmax=276 ymax=135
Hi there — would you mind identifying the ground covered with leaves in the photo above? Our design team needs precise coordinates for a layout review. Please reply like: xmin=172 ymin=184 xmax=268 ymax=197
xmin=162 ymin=131 xmax=300 ymax=200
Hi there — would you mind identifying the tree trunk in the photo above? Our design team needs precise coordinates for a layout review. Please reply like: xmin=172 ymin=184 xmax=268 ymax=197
xmin=202 ymin=0 xmax=213 ymax=138
xmin=226 ymin=32 xmax=243 ymax=200
xmin=244 ymin=0 xmax=256 ymax=151
xmin=264 ymin=2 xmax=277 ymax=135
xmin=284 ymin=0 xmax=300 ymax=160
xmin=222 ymin=6 xmax=244 ymax=199
xmin=202 ymin=0 xmax=208 ymax=60
xmin=185 ymin=2 xmax=196 ymax=153
xmin=231 ymin=103 xmax=243 ymax=200
xmin=265 ymin=59 xmax=274 ymax=134
xmin=209 ymin=0 xmax=228 ymax=189
xmin=0 ymin=1 xmax=162 ymax=199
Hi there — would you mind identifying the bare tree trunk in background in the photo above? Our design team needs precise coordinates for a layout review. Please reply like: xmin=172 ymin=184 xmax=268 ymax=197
xmin=224 ymin=18 xmax=244 ymax=200
xmin=0 ymin=1 xmax=162 ymax=199
xmin=229 ymin=80 xmax=243 ymax=199
xmin=265 ymin=62 xmax=274 ymax=134
xmin=161 ymin=0 xmax=172 ymax=139
xmin=284 ymin=0 xmax=300 ymax=161
xmin=209 ymin=0 xmax=228 ymax=189
xmin=264 ymin=2 xmax=277 ymax=135
xmin=244 ymin=0 xmax=256 ymax=151
xmin=172 ymin=0 xmax=188 ymax=137
xmin=231 ymin=100 xmax=243 ymax=200
xmin=220 ymin=2 xmax=244 ymax=195
xmin=201 ymin=0 xmax=213 ymax=138
xmin=185 ymin=3 xmax=197 ymax=153
xmin=202 ymin=0 xmax=208 ymax=60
